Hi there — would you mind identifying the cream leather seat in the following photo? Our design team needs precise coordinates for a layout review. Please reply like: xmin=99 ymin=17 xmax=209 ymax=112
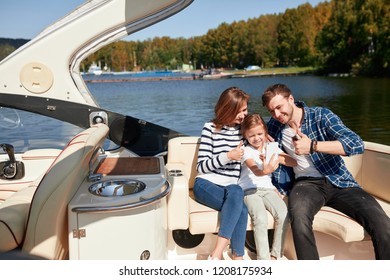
xmin=166 ymin=137 xmax=390 ymax=258
xmin=17 ymin=123 xmax=108 ymax=259
xmin=0 ymin=150 xmax=60 ymax=252
xmin=0 ymin=186 xmax=37 ymax=251
xmin=166 ymin=137 xmax=274 ymax=238
xmin=0 ymin=124 xmax=108 ymax=259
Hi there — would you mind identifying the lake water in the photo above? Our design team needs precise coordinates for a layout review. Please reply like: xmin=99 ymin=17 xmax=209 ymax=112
xmin=88 ymin=75 xmax=390 ymax=146
xmin=1 ymin=75 xmax=390 ymax=153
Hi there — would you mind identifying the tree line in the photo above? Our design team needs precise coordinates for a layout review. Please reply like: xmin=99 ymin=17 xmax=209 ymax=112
xmin=1 ymin=0 xmax=389 ymax=77
xmin=0 ymin=38 xmax=29 ymax=62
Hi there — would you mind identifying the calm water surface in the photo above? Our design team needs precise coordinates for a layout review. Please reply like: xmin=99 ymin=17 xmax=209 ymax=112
xmin=88 ymin=75 xmax=390 ymax=145
xmin=1 ymin=75 xmax=390 ymax=152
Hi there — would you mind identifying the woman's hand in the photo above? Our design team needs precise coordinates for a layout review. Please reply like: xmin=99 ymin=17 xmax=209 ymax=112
xmin=227 ymin=141 xmax=244 ymax=161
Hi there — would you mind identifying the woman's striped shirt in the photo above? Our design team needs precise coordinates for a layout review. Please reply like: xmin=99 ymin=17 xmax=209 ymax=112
xmin=196 ymin=121 xmax=242 ymax=186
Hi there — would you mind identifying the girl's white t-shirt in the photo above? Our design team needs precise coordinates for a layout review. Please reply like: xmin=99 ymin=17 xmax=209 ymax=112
xmin=239 ymin=145 xmax=282 ymax=191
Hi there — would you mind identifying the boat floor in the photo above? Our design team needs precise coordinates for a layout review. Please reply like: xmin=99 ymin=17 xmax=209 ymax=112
xmin=167 ymin=231 xmax=268 ymax=260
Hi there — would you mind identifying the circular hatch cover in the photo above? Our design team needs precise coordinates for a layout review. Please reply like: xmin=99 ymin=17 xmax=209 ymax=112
xmin=20 ymin=62 xmax=54 ymax=94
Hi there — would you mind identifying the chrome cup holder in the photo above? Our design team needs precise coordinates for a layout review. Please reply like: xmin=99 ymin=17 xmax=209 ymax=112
xmin=168 ymin=169 xmax=183 ymax=177
xmin=89 ymin=179 xmax=146 ymax=197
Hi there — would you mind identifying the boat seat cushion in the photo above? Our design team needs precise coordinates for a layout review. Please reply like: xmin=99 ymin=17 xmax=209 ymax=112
xmin=0 ymin=186 xmax=37 ymax=251
xmin=167 ymin=137 xmax=390 ymax=244
xmin=167 ymin=136 xmax=274 ymax=235
xmin=188 ymin=190 xmax=274 ymax=235
xmin=314 ymin=206 xmax=368 ymax=242
xmin=22 ymin=123 xmax=109 ymax=259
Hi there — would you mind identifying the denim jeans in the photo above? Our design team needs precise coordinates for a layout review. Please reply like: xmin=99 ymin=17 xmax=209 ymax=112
xmin=193 ymin=177 xmax=248 ymax=256
xmin=289 ymin=177 xmax=390 ymax=260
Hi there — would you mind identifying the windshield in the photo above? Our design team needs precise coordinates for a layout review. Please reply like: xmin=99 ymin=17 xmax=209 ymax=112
xmin=0 ymin=107 xmax=81 ymax=153
xmin=0 ymin=107 xmax=116 ymax=153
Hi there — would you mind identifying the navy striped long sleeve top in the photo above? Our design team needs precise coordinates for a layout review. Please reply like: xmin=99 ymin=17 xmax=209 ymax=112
xmin=196 ymin=121 xmax=242 ymax=186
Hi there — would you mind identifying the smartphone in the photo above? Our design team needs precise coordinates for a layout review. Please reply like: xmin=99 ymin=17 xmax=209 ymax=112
xmin=292 ymin=134 xmax=301 ymax=141
xmin=265 ymin=142 xmax=279 ymax=164
xmin=286 ymin=127 xmax=301 ymax=141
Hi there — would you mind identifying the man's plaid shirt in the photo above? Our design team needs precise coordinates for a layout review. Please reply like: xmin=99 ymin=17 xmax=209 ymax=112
xmin=268 ymin=101 xmax=364 ymax=193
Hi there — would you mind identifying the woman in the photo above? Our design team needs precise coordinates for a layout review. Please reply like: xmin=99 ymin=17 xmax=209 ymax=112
xmin=193 ymin=86 xmax=250 ymax=260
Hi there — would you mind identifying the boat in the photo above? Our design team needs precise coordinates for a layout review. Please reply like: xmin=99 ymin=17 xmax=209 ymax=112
xmin=87 ymin=62 xmax=103 ymax=75
xmin=244 ymin=65 xmax=261 ymax=71
xmin=0 ymin=0 xmax=389 ymax=262
xmin=196 ymin=68 xmax=233 ymax=80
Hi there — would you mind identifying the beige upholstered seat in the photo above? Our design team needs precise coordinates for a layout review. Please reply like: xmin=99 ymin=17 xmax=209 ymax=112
xmin=166 ymin=136 xmax=274 ymax=236
xmin=0 ymin=150 xmax=60 ymax=253
xmin=19 ymin=123 xmax=108 ymax=259
xmin=0 ymin=186 xmax=37 ymax=251
xmin=166 ymin=137 xmax=390 ymax=246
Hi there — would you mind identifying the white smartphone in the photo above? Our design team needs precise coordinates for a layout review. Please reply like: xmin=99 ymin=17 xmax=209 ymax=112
xmin=265 ymin=142 xmax=279 ymax=164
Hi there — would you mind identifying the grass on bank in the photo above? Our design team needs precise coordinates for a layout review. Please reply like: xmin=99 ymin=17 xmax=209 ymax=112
xmin=226 ymin=66 xmax=316 ymax=75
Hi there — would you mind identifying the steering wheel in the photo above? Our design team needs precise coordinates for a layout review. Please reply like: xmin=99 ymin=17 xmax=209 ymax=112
xmin=0 ymin=107 xmax=21 ymax=129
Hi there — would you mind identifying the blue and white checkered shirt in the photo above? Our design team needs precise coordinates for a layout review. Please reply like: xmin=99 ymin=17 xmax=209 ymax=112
xmin=268 ymin=101 xmax=364 ymax=192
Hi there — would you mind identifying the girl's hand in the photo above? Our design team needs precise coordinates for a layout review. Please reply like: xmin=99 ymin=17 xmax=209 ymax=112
xmin=274 ymin=188 xmax=285 ymax=199
xmin=262 ymin=153 xmax=279 ymax=174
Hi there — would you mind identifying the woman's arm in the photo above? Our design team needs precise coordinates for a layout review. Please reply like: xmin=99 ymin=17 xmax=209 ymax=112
xmin=196 ymin=123 xmax=242 ymax=174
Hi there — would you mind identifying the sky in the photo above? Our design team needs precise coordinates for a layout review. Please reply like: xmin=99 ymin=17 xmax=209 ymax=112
xmin=1 ymin=0 xmax=326 ymax=41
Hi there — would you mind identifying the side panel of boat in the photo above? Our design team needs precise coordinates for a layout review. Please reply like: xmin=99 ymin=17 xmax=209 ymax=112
xmin=69 ymin=199 xmax=168 ymax=260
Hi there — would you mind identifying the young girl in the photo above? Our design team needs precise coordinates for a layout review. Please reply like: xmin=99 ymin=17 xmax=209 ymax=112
xmin=239 ymin=114 xmax=297 ymax=260
xmin=193 ymin=86 xmax=250 ymax=260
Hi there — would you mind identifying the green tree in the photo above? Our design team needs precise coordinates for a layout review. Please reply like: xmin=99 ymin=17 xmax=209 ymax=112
xmin=187 ymin=36 xmax=203 ymax=69
xmin=201 ymin=23 xmax=235 ymax=68
xmin=0 ymin=44 xmax=15 ymax=61
xmin=247 ymin=14 xmax=280 ymax=68
xmin=277 ymin=3 xmax=321 ymax=66
xmin=316 ymin=0 xmax=389 ymax=76
xmin=78 ymin=0 xmax=387 ymax=76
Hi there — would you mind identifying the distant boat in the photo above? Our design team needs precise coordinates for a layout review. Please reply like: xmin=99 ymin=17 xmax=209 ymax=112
xmin=197 ymin=68 xmax=233 ymax=80
xmin=87 ymin=62 xmax=103 ymax=75
xmin=245 ymin=65 xmax=261 ymax=71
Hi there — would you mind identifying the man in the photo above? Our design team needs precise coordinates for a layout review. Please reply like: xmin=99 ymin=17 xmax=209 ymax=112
xmin=261 ymin=83 xmax=390 ymax=260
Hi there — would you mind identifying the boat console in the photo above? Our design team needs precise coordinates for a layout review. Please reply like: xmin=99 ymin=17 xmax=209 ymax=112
xmin=68 ymin=156 xmax=170 ymax=260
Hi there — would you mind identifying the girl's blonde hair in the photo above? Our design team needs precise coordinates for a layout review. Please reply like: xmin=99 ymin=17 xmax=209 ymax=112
xmin=213 ymin=87 xmax=250 ymax=130
xmin=240 ymin=113 xmax=268 ymax=138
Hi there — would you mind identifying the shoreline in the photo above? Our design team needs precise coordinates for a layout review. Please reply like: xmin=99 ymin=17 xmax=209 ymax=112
xmin=84 ymin=71 xmax=314 ymax=83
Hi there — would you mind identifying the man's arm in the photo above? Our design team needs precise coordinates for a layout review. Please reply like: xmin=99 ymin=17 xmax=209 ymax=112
xmin=321 ymin=108 xmax=364 ymax=156
xmin=293 ymin=107 xmax=364 ymax=156
xmin=293 ymin=132 xmax=347 ymax=155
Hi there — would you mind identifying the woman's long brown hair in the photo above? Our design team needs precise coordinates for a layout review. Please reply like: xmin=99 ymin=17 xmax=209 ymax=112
xmin=213 ymin=87 xmax=250 ymax=130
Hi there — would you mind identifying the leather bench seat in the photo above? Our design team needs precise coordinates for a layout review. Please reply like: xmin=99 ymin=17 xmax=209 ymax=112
xmin=0 ymin=186 xmax=37 ymax=251
xmin=166 ymin=137 xmax=390 ymax=246
xmin=0 ymin=124 xmax=109 ymax=258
